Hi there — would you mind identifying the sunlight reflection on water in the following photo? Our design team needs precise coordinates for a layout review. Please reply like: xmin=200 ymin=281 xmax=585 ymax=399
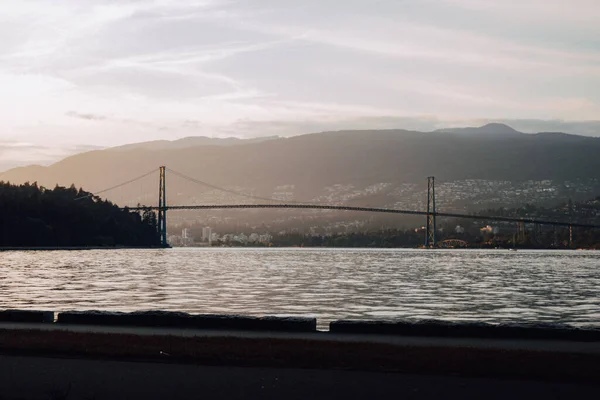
xmin=1 ymin=248 xmax=599 ymax=329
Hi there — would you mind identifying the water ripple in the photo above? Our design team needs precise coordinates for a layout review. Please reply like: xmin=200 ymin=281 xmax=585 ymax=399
xmin=1 ymin=248 xmax=600 ymax=329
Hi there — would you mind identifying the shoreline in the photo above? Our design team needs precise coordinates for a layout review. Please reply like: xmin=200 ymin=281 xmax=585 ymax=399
xmin=0 ymin=245 xmax=171 ymax=251
xmin=2 ymin=246 xmax=594 ymax=251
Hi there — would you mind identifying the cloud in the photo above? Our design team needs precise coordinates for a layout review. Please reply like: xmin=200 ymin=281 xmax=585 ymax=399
xmin=64 ymin=111 xmax=166 ymax=131
xmin=0 ymin=0 xmax=599 ymax=157
xmin=65 ymin=111 xmax=107 ymax=121
xmin=0 ymin=141 xmax=105 ymax=173
xmin=240 ymin=15 xmax=600 ymax=76
xmin=438 ymin=0 xmax=599 ymax=26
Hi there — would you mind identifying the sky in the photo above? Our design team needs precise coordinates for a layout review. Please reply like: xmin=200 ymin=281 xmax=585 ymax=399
xmin=1 ymin=0 xmax=600 ymax=170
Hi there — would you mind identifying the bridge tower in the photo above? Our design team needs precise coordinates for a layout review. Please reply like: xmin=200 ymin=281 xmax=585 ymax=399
xmin=425 ymin=176 xmax=436 ymax=248
xmin=158 ymin=166 xmax=167 ymax=246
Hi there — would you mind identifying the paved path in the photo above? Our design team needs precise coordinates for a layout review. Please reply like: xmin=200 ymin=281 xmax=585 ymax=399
xmin=1 ymin=354 xmax=599 ymax=400
xmin=2 ymin=322 xmax=600 ymax=398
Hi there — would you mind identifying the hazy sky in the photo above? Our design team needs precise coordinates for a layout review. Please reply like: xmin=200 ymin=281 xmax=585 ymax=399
xmin=1 ymin=0 xmax=599 ymax=169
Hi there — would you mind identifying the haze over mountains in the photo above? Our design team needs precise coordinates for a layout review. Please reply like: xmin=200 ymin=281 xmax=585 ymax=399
xmin=1 ymin=124 xmax=599 ymax=216
xmin=110 ymin=136 xmax=280 ymax=152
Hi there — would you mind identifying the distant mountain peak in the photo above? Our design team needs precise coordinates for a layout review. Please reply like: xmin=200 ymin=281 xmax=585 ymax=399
xmin=435 ymin=123 xmax=522 ymax=136
xmin=478 ymin=123 xmax=519 ymax=133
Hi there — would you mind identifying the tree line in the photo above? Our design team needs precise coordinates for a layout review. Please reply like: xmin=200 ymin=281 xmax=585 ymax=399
xmin=269 ymin=197 xmax=600 ymax=249
xmin=0 ymin=182 xmax=160 ymax=247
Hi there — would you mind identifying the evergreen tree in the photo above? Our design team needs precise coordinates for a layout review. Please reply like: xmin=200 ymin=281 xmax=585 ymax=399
xmin=0 ymin=182 xmax=161 ymax=247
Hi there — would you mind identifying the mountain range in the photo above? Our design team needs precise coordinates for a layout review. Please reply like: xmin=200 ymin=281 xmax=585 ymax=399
xmin=110 ymin=135 xmax=280 ymax=152
xmin=1 ymin=123 xmax=599 ymax=215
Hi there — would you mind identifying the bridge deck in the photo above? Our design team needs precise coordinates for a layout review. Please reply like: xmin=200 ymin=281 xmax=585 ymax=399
xmin=123 ymin=204 xmax=600 ymax=229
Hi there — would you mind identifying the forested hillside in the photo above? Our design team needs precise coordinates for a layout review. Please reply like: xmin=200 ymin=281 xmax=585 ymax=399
xmin=2 ymin=124 xmax=599 ymax=206
xmin=0 ymin=182 xmax=160 ymax=247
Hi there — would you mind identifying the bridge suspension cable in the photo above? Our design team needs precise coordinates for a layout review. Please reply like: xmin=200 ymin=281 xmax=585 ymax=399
xmin=74 ymin=169 xmax=156 ymax=201
xmin=77 ymin=167 xmax=600 ymax=232
xmin=167 ymin=168 xmax=310 ymax=204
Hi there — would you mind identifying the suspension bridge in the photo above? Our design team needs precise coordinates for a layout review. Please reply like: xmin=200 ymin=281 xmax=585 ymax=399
xmin=82 ymin=166 xmax=600 ymax=247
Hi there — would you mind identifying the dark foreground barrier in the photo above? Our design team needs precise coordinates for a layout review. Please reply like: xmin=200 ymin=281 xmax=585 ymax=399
xmin=329 ymin=319 xmax=600 ymax=341
xmin=0 ymin=310 xmax=54 ymax=323
xmin=56 ymin=310 xmax=317 ymax=332
xmin=3 ymin=309 xmax=598 ymax=340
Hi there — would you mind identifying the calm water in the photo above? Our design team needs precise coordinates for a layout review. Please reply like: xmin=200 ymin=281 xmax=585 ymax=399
xmin=1 ymin=248 xmax=599 ymax=329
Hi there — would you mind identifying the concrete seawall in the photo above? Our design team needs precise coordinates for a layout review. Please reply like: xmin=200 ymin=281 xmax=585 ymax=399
xmin=1 ymin=310 xmax=317 ymax=333
xmin=329 ymin=319 xmax=600 ymax=341
xmin=0 ymin=310 xmax=54 ymax=323
xmin=57 ymin=310 xmax=317 ymax=332
xmin=3 ymin=309 xmax=600 ymax=341
xmin=2 ymin=309 xmax=600 ymax=391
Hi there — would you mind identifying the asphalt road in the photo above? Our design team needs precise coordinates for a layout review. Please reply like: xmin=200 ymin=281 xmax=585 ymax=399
xmin=1 ymin=355 xmax=599 ymax=400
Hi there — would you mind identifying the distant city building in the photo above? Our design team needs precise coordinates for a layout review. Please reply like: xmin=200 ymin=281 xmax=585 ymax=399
xmin=202 ymin=227 xmax=212 ymax=242
xmin=181 ymin=228 xmax=193 ymax=246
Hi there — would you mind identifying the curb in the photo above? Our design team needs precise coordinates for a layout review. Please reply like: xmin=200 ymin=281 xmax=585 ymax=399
xmin=329 ymin=320 xmax=600 ymax=341
xmin=0 ymin=310 xmax=54 ymax=323
xmin=56 ymin=310 xmax=317 ymax=332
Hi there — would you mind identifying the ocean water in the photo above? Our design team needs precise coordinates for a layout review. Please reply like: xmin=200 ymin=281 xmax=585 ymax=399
xmin=1 ymin=248 xmax=599 ymax=329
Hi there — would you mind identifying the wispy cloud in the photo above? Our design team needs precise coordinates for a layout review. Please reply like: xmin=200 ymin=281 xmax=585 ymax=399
xmin=0 ymin=0 xmax=599 ymax=170
xmin=65 ymin=111 xmax=107 ymax=121
xmin=438 ymin=0 xmax=600 ymax=25
xmin=0 ymin=140 xmax=105 ymax=173
xmin=243 ymin=17 xmax=600 ymax=75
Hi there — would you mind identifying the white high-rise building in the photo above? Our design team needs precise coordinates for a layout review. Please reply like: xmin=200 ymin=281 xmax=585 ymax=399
xmin=202 ymin=227 xmax=212 ymax=242
xmin=181 ymin=228 xmax=193 ymax=246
